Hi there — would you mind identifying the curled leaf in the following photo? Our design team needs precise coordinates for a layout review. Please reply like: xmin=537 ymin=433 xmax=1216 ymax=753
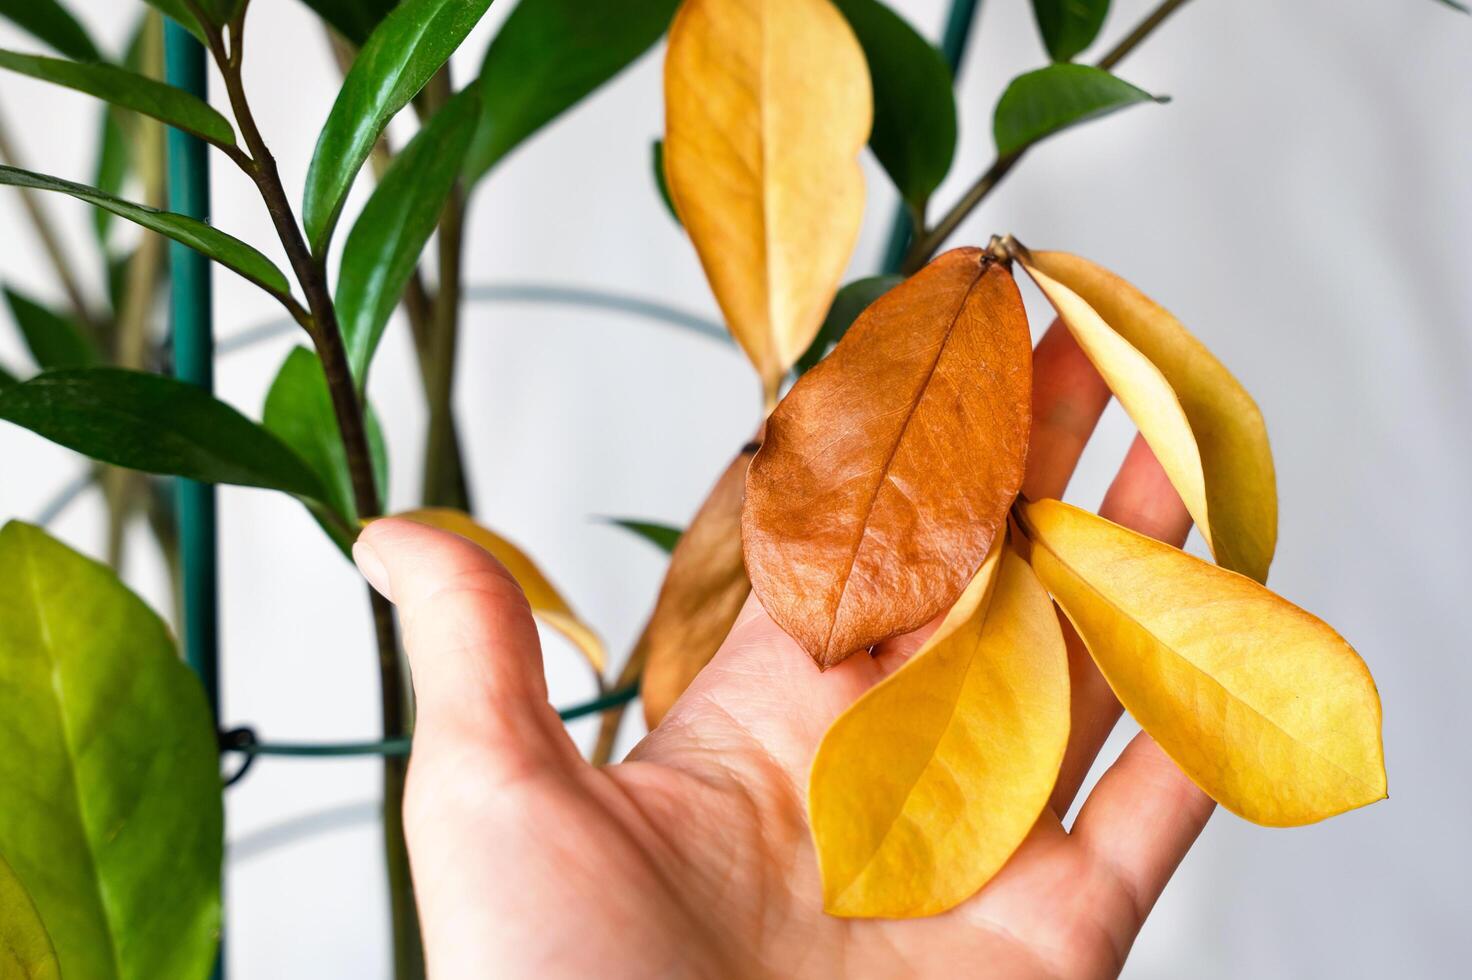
xmin=1018 ymin=249 xmax=1276 ymax=581
xmin=391 ymin=508 xmax=606 ymax=676
xmin=744 ymin=249 xmax=1031 ymax=667
xmin=639 ymin=445 xmax=755 ymax=728
xmin=1021 ymin=498 xmax=1386 ymax=826
xmin=811 ymin=542 xmax=1068 ymax=917
xmin=664 ymin=0 xmax=872 ymax=399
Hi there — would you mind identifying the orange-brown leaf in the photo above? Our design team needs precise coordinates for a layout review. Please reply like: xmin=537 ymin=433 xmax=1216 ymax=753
xmin=742 ymin=248 xmax=1032 ymax=667
xmin=640 ymin=445 xmax=756 ymax=728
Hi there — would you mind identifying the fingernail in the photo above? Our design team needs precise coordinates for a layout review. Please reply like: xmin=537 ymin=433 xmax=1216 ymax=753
xmin=353 ymin=540 xmax=393 ymax=601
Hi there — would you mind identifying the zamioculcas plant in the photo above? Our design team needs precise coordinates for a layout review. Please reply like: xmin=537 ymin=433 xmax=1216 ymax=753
xmin=0 ymin=0 xmax=1434 ymax=972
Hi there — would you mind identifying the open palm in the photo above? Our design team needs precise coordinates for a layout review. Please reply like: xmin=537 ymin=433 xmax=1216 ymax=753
xmin=353 ymin=326 xmax=1215 ymax=979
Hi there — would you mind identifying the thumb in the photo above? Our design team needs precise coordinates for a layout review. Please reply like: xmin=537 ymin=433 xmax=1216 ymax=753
xmin=354 ymin=517 xmax=582 ymax=781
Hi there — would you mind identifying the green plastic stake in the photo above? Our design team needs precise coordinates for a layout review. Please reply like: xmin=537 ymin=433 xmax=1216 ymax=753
xmin=164 ymin=18 xmax=223 ymax=980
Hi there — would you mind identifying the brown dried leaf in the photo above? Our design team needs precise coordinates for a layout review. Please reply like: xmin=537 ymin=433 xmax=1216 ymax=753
xmin=743 ymin=248 xmax=1032 ymax=667
xmin=639 ymin=444 xmax=757 ymax=728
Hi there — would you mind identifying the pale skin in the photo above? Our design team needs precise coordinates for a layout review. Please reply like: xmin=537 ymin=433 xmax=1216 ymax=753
xmin=353 ymin=324 xmax=1216 ymax=978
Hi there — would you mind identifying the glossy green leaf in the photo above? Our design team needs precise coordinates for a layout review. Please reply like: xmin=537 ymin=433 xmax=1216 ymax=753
xmin=0 ymin=0 xmax=99 ymax=62
xmin=794 ymin=275 xmax=902 ymax=375
xmin=0 ymin=48 xmax=235 ymax=146
xmin=464 ymin=0 xmax=678 ymax=180
xmin=0 ymin=850 xmax=60 ymax=980
xmin=140 ymin=1 xmax=207 ymax=42
xmin=338 ymin=86 xmax=480 ymax=383
xmin=303 ymin=0 xmax=494 ymax=256
xmin=263 ymin=347 xmax=389 ymax=533
xmin=0 ymin=521 xmax=222 ymax=980
xmin=993 ymin=63 xmax=1165 ymax=158
xmin=297 ymin=0 xmax=399 ymax=45
xmin=0 ymin=165 xmax=291 ymax=295
xmin=3 ymin=286 xmax=99 ymax=369
xmin=1031 ymin=0 xmax=1110 ymax=62
xmin=834 ymin=0 xmax=956 ymax=210
xmin=650 ymin=139 xmax=679 ymax=224
xmin=0 ymin=368 xmax=328 ymax=499
xmin=605 ymin=517 xmax=683 ymax=554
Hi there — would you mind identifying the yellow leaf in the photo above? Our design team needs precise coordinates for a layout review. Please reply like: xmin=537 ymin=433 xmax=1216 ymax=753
xmin=389 ymin=508 xmax=606 ymax=676
xmin=809 ymin=543 xmax=1069 ymax=917
xmin=1021 ymin=498 xmax=1385 ymax=827
xmin=1018 ymin=250 xmax=1277 ymax=582
xmin=664 ymin=0 xmax=872 ymax=401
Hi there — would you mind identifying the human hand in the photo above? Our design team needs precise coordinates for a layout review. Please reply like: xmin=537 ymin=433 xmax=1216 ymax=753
xmin=353 ymin=324 xmax=1214 ymax=979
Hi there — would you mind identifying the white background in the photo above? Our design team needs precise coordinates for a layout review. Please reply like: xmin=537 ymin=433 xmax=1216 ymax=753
xmin=1 ymin=0 xmax=1468 ymax=976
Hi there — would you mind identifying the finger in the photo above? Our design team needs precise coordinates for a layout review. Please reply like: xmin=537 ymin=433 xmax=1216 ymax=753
xmin=1071 ymin=731 xmax=1215 ymax=931
xmin=1022 ymin=319 xmax=1112 ymax=501
xmin=1049 ymin=434 xmax=1191 ymax=816
xmin=355 ymin=518 xmax=582 ymax=780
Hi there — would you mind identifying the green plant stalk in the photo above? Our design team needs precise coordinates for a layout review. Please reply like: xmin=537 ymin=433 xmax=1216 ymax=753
xmin=163 ymin=18 xmax=222 ymax=980
xmin=901 ymin=0 xmax=1196 ymax=272
xmin=197 ymin=5 xmax=423 ymax=976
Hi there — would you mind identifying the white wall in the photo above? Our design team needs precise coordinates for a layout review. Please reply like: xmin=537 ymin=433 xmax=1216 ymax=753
xmin=1 ymin=1 xmax=1468 ymax=976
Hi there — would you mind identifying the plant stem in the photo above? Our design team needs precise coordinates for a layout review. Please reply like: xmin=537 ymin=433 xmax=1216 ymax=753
xmin=902 ymin=0 xmax=1197 ymax=272
xmin=205 ymin=8 xmax=423 ymax=975
xmin=0 ymin=101 xmax=95 ymax=331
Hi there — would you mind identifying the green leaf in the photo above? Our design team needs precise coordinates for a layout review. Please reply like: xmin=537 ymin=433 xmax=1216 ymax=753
xmin=651 ymin=139 xmax=679 ymax=225
xmin=464 ymin=0 xmax=678 ymax=181
xmin=297 ymin=0 xmax=399 ymax=45
xmin=1031 ymin=0 xmax=1110 ymax=62
xmin=338 ymin=86 xmax=480 ymax=383
xmin=303 ymin=0 xmax=495 ymax=255
xmin=93 ymin=107 xmax=132 ymax=253
xmin=141 ymin=1 xmax=207 ymax=42
xmin=263 ymin=347 xmax=389 ymax=535
xmin=0 ymin=368 xmax=328 ymax=499
xmin=0 ymin=363 xmax=17 ymax=387
xmin=0 ymin=48 xmax=234 ymax=146
xmin=993 ymin=63 xmax=1166 ymax=158
xmin=0 ymin=164 xmax=291 ymax=295
xmin=834 ymin=0 xmax=956 ymax=211
xmin=0 ymin=0 xmax=99 ymax=62
xmin=1433 ymin=0 xmax=1469 ymax=11
xmin=0 ymin=850 xmax=60 ymax=980
xmin=794 ymin=275 xmax=903 ymax=375
xmin=3 ymin=286 xmax=99 ymax=369
xmin=0 ymin=521 xmax=221 ymax=980
xmin=604 ymin=517 xmax=682 ymax=554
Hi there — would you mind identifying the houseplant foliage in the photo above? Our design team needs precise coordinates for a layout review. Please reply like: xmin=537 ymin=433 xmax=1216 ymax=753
xmin=0 ymin=0 xmax=1422 ymax=973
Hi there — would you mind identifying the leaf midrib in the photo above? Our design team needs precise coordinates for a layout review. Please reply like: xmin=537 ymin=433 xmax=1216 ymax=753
xmin=20 ymin=535 xmax=123 ymax=979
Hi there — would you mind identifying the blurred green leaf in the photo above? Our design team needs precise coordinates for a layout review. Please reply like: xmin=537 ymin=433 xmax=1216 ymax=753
xmin=140 ymin=1 xmax=207 ymax=42
xmin=464 ymin=0 xmax=678 ymax=181
xmin=3 ymin=286 xmax=99 ymax=369
xmin=92 ymin=107 xmax=131 ymax=253
xmin=0 ymin=165 xmax=291 ymax=295
xmin=795 ymin=275 xmax=903 ymax=375
xmin=605 ymin=517 xmax=682 ymax=554
xmin=0 ymin=0 xmax=99 ymax=62
xmin=1031 ymin=0 xmax=1110 ymax=62
xmin=0 ymin=48 xmax=235 ymax=146
xmin=0 ymin=364 xmax=16 ymax=388
xmin=303 ymin=0 xmax=494 ymax=255
xmin=0 ymin=368 xmax=328 ymax=499
xmin=650 ymin=140 xmax=679 ymax=225
xmin=993 ymin=63 xmax=1165 ymax=158
xmin=1432 ymin=0 xmax=1469 ymax=11
xmin=0 ymin=850 xmax=60 ymax=980
xmin=834 ymin=0 xmax=956 ymax=211
xmin=0 ymin=521 xmax=221 ymax=980
xmin=338 ymin=86 xmax=479 ymax=383
xmin=263 ymin=347 xmax=389 ymax=535
xmin=298 ymin=0 xmax=400 ymax=45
